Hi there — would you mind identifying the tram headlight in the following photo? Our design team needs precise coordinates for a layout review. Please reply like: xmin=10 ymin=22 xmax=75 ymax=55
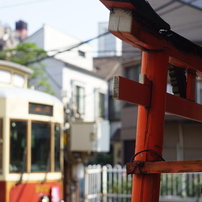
xmin=40 ymin=195 xmax=50 ymax=202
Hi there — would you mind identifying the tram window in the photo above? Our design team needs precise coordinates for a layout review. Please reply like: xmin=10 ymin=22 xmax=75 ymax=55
xmin=54 ymin=124 xmax=61 ymax=171
xmin=13 ymin=73 xmax=25 ymax=87
xmin=0 ymin=143 xmax=2 ymax=173
xmin=0 ymin=119 xmax=2 ymax=173
xmin=10 ymin=121 xmax=27 ymax=173
xmin=31 ymin=122 xmax=50 ymax=172
xmin=0 ymin=70 xmax=11 ymax=84
xmin=0 ymin=119 xmax=2 ymax=139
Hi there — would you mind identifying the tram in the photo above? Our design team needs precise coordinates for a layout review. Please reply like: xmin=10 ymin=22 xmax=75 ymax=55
xmin=0 ymin=60 xmax=64 ymax=202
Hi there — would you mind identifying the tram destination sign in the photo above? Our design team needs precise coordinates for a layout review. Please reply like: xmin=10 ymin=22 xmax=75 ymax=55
xmin=29 ymin=102 xmax=53 ymax=116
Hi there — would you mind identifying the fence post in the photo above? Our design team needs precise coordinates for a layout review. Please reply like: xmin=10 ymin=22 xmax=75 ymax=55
xmin=102 ymin=165 xmax=107 ymax=202
xmin=84 ymin=166 xmax=89 ymax=202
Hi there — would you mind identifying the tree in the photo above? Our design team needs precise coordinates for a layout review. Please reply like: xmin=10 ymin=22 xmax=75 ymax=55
xmin=0 ymin=42 xmax=54 ymax=95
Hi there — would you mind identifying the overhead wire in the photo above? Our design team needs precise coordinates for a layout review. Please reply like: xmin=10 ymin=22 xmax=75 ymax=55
xmin=0 ymin=0 xmax=53 ymax=9
xmin=22 ymin=31 xmax=110 ymax=65
xmin=158 ymin=0 xmax=198 ymax=16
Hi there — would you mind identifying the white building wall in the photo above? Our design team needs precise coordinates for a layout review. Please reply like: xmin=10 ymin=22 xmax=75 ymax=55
xmin=26 ymin=24 xmax=93 ymax=71
xmin=25 ymin=24 xmax=109 ymax=124
xmin=43 ymin=58 xmax=63 ymax=99
xmin=25 ymin=29 xmax=44 ymax=49
xmin=62 ymin=67 xmax=108 ymax=122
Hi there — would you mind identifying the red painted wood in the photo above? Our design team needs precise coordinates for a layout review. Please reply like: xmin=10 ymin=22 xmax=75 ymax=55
xmin=166 ymin=93 xmax=202 ymax=122
xmin=127 ymin=160 xmax=202 ymax=174
xmin=100 ymin=0 xmax=135 ymax=10
xmin=113 ymin=76 xmax=202 ymax=122
xmin=0 ymin=181 xmax=6 ymax=202
xmin=131 ymin=51 xmax=169 ymax=202
xmin=113 ymin=76 xmax=151 ymax=107
xmin=186 ymin=69 xmax=196 ymax=102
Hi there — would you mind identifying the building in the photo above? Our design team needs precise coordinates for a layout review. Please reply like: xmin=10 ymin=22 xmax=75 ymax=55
xmin=0 ymin=20 xmax=28 ymax=51
xmin=25 ymin=24 xmax=109 ymax=123
xmin=93 ymin=56 xmax=122 ymax=164
xmin=24 ymin=24 xmax=111 ymax=201
xmin=98 ymin=22 xmax=122 ymax=57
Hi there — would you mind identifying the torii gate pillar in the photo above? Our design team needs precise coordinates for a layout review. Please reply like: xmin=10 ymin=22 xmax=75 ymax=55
xmin=132 ymin=51 xmax=168 ymax=201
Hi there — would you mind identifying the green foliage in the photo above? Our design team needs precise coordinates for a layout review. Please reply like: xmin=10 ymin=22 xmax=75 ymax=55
xmin=160 ymin=173 xmax=202 ymax=198
xmin=108 ymin=179 xmax=132 ymax=194
xmin=88 ymin=153 xmax=113 ymax=165
xmin=0 ymin=42 xmax=54 ymax=95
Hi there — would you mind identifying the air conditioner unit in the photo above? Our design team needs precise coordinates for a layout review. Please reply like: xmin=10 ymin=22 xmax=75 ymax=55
xmin=70 ymin=120 xmax=110 ymax=152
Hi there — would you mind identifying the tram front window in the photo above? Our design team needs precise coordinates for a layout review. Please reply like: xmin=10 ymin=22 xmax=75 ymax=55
xmin=55 ymin=124 xmax=61 ymax=171
xmin=10 ymin=121 xmax=27 ymax=173
xmin=31 ymin=122 xmax=50 ymax=172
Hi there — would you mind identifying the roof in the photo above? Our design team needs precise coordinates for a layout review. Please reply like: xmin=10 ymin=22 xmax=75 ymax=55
xmin=93 ymin=56 xmax=122 ymax=79
xmin=0 ymin=60 xmax=33 ymax=75
xmin=149 ymin=0 xmax=202 ymax=42
xmin=176 ymin=0 xmax=202 ymax=10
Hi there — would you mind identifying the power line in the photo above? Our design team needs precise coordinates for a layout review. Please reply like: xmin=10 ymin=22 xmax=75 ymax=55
xmin=0 ymin=0 xmax=53 ymax=9
xmin=158 ymin=0 xmax=198 ymax=16
xmin=23 ymin=31 xmax=110 ymax=65
xmin=155 ymin=0 xmax=176 ymax=12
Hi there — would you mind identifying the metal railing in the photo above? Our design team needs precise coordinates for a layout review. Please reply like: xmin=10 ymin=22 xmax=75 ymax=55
xmin=84 ymin=164 xmax=202 ymax=201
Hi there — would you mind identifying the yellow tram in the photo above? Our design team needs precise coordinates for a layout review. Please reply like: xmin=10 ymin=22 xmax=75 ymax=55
xmin=0 ymin=60 xmax=64 ymax=202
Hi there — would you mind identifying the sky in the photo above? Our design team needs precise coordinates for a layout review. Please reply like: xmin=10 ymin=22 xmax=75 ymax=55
xmin=0 ymin=0 xmax=110 ymax=44
xmin=1 ymin=0 xmax=202 ymax=54
xmin=1 ymin=0 xmax=202 ymax=40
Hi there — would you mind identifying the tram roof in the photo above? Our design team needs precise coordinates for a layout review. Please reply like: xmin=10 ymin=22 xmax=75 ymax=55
xmin=0 ymin=60 xmax=33 ymax=75
xmin=0 ymin=86 xmax=62 ymax=105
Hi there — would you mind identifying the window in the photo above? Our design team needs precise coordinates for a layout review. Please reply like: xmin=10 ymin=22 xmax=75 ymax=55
xmin=13 ymin=73 xmax=25 ymax=87
xmin=10 ymin=121 xmax=27 ymax=173
xmin=31 ymin=122 xmax=50 ymax=172
xmin=75 ymin=85 xmax=85 ymax=115
xmin=78 ymin=50 xmax=86 ymax=58
xmin=109 ymin=95 xmax=121 ymax=121
xmin=124 ymin=140 xmax=135 ymax=164
xmin=200 ymin=89 xmax=202 ymax=104
xmin=0 ymin=120 xmax=3 ymax=173
xmin=125 ymin=64 xmax=141 ymax=82
xmin=98 ymin=92 xmax=105 ymax=118
xmin=124 ymin=64 xmax=141 ymax=107
xmin=9 ymin=120 xmax=61 ymax=173
xmin=54 ymin=124 xmax=61 ymax=171
xmin=0 ymin=70 xmax=11 ymax=84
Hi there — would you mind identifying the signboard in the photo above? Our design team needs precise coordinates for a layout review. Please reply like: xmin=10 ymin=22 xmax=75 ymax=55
xmin=29 ymin=102 xmax=53 ymax=116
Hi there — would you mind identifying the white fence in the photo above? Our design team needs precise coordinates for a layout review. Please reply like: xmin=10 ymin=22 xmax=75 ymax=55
xmin=84 ymin=164 xmax=202 ymax=202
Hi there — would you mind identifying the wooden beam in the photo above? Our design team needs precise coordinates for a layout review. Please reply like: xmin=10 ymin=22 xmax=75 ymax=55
xmin=100 ymin=0 xmax=135 ymax=10
xmin=127 ymin=160 xmax=202 ymax=174
xmin=113 ymin=76 xmax=151 ymax=107
xmin=165 ymin=93 xmax=202 ymax=122
xmin=114 ymin=76 xmax=202 ymax=122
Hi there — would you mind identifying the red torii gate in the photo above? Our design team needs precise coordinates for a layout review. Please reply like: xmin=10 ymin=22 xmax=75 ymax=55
xmin=100 ymin=0 xmax=202 ymax=201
